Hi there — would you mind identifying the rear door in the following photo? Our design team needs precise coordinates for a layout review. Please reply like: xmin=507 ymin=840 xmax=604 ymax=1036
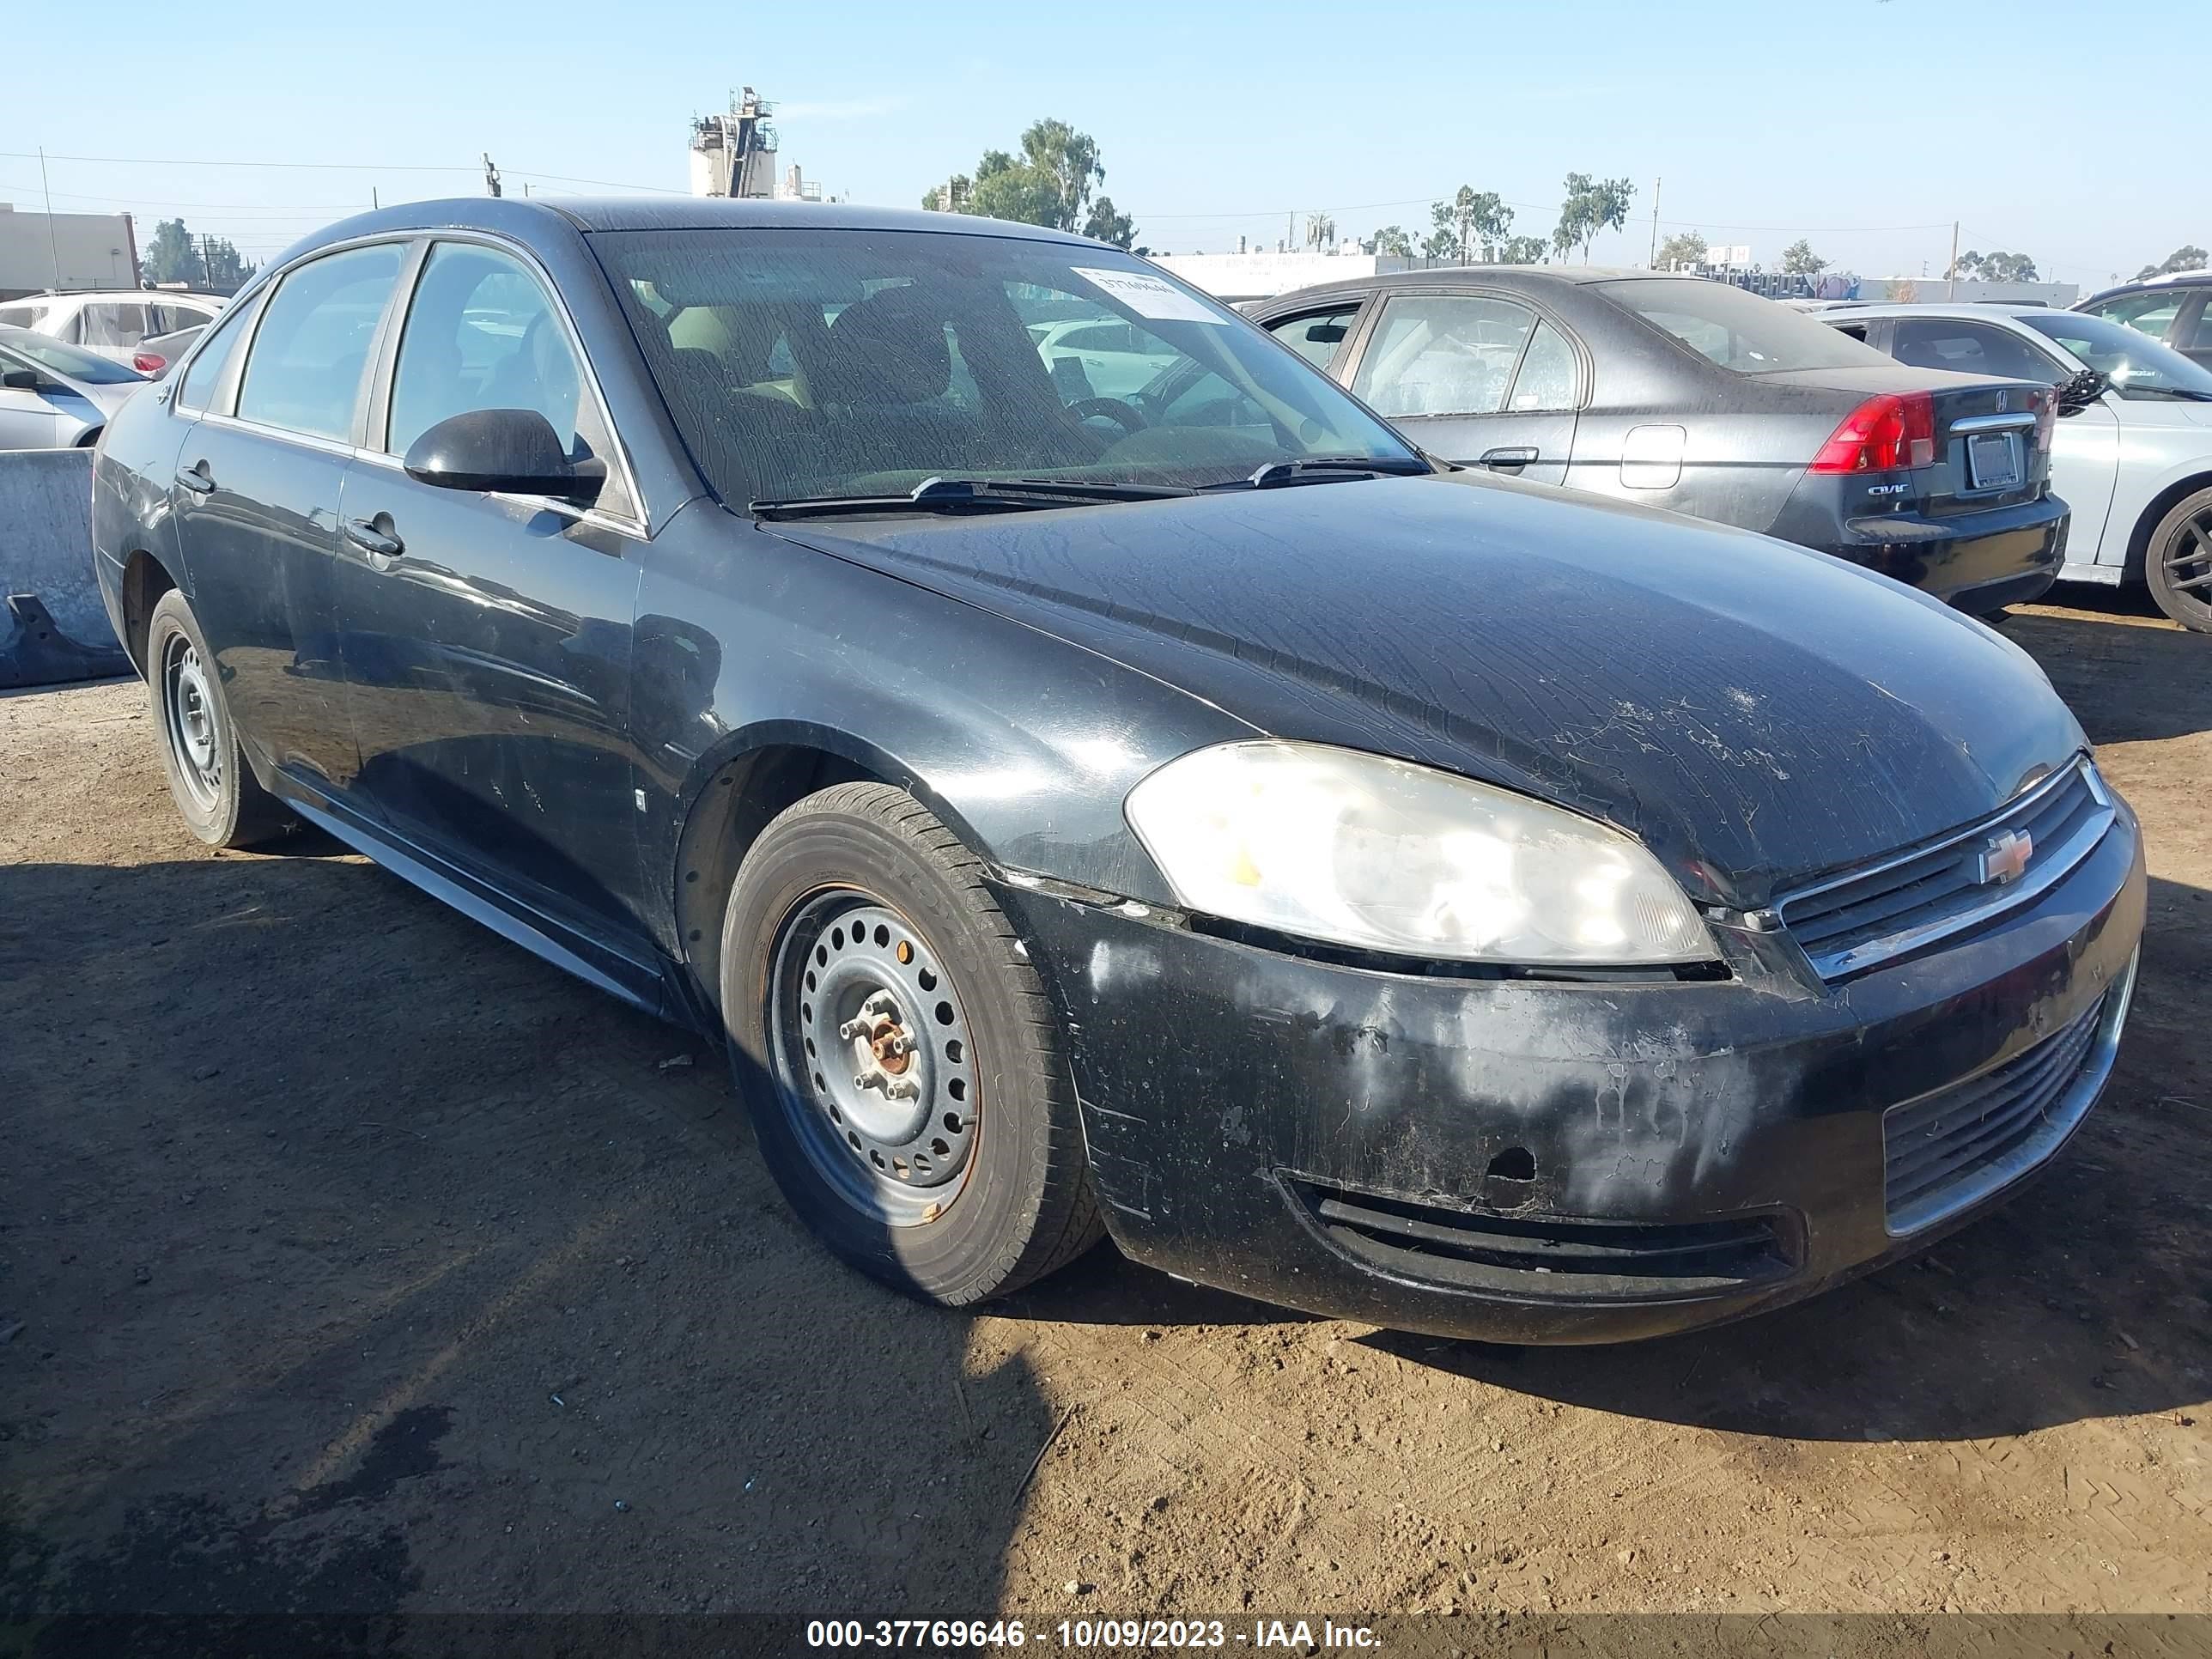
xmin=170 ymin=241 xmax=409 ymax=799
xmin=1338 ymin=290 xmax=1580 ymax=482
xmin=1882 ymin=314 xmax=2119 ymax=563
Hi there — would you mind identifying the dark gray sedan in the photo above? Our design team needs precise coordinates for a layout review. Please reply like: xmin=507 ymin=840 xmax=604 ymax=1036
xmin=1247 ymin=269 xmax=2065 ymax=614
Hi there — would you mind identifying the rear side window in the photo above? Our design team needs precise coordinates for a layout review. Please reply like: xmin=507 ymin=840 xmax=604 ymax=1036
xmin=1600 ymin=277 xmax=1888 ymax=374
xmin=79 ymin=303 xmax=149 ymax=351
xmin=149 ymin=301 xmax=215 ymax=335
xmin=1888 ymin=319 xmax=2062 ymax=384
xmin=1351 ymin=295 xmax=1538 ymax=416
xmin=1267 ymin=307 xmax=1361 ymax=370
xmin=1508 ymin=319 xmax=1578 ymax=410
xmin=236 ymin=244 xmax=404 ymax=441
xmin=0 ymin=304 xmax=46 ymax=329
xmin=177 ymin=297 xmax=258 ymax=412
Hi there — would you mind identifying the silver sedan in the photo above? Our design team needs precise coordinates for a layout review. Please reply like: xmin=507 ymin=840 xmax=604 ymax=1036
xmin=0 ymin=326 xmax=150 ymax=449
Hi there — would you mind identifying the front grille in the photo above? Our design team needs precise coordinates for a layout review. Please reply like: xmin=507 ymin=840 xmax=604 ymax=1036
xmin=1883 ymin=969 xmax=2131 ymax=1234
xmin=1777 ymin=757 xmax=2113 ymax=982
xmin=1288 ymin=1180 xmax=1794 ymax=1300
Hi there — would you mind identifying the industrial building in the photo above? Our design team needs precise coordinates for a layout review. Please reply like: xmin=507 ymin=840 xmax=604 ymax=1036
xmin=0 ymin=206 xmax=140 ymax=301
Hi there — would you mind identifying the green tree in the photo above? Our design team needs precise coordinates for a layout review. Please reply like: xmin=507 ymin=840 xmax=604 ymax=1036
xmin=1495 ymin=234 xmax=1548 ymax=266
xmin=1656 ymin=229 xmax=1708 ymax=269
xmin=1552 ymin=173 xmax=1636 ymax=263
xmin=1423 ymin=187 xmax=1513 ymax=264
xmin=1370 ymin=224 xmax=1413 ymax=257
xmin=1957 ymin=249 xmax=2039 ymax=283
xmin=145 ymin=218 xmax=205 ymax=286
xmin=1082 ymin=197 xmax=1136 ymax=250
xmin=2135 ymin=244 xmax=2207 ymax=280
xmin=951 ymin=118 xmax=1131 ymax=246
xmin=1780 ymin=239 xmax=1828 ymax=276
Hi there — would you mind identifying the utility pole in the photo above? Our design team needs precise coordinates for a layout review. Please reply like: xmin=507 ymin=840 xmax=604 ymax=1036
xmin=39 ymin=146 xmax=63 ymax=289
xmin=483 ymin=153 xmax=502 ymax=198
xmin=1649 ymin=176 xmax=1661 ymax=266
xmin=372 ymin=187 xmax=380 ymax=210
xmin=1947 ymin=220 xmax=1959 ymax=298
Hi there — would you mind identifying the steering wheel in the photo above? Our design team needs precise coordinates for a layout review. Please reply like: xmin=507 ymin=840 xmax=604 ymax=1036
xmin=1067 ymin=397 xmax=1149 ymax=434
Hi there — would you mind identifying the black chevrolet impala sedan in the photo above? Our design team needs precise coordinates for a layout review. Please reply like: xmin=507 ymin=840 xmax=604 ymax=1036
xmin=89 ymin=199 xmax=2143 ymax=1343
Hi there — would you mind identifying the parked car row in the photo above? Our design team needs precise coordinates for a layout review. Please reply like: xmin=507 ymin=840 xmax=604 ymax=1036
xmin=0 ymin=288 xmax=228 ymax=365
xmin=90 ymin=199 xmax=2144 ymax=1346
xmin=0 ymin=326 xmax=149 ymax=448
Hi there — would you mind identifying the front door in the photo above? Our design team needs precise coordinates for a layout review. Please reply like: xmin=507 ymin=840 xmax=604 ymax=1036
xmin=331 ymin=238 xmax=647 ymax=937
xmin=170 ymin=241 xmax=409 ymax=798
xmin=1340 ymin=290 xmax=1581 ymax=483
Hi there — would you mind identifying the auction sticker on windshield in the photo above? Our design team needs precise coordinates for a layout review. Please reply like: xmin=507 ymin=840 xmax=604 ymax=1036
xmin=1073 ymin=267 xmax=1227 ymax=325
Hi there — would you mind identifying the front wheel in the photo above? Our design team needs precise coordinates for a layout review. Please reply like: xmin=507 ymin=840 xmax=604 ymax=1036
xmin=719 ymin=783 xmax=1103 ymax=1305
xmin=2143 ymin=486 xmax=2212 ymax=632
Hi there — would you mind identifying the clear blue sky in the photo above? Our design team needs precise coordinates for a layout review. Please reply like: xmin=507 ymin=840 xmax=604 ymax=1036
xmin=5 ymin=0 xmax=2201 ymax=289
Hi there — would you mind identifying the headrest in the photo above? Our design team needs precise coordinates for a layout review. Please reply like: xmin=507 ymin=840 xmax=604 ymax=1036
xmin=819 ymin=285 xmax=951 ymax=405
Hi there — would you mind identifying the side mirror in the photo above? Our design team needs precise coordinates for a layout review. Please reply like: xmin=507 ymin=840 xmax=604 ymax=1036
xmin=401 ymin=407 xmax=602 ymax=504
xmin=1 ymin=367 xmax=42 ymax=392
xmin=2055 ymin=367 xmax=2111 ymax=416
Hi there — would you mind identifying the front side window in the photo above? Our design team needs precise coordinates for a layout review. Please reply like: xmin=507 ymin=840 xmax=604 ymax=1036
xmin=1888 ymin=319 xmax=2062 ymax=384
xmin=2081 ymin=290 xmax=2184 ymax=340
xmin=2017 ymin=311 xmax=2212 ymax=401
xmin=79 ymin=303 xmax=149 ymax=351
xmin=236 ymin=243 xmax=405 ymax=441
xmin=1351 ymin=295 xmax=1539 ymax=416
xmin=592 ymin=228 xmax=1417 ymax=506
xmin=386 ymin=243 xmax=589 ymax=459
xmin=1601 ymin=277 xmax=1891 ymax=374
xmin=1267 ymin=307 xmax=1362 ymax=370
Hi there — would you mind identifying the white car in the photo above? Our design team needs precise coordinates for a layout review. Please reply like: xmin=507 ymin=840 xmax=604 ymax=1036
xmin=0 ymin=326 xmax=150 ymax=448
xmin=1030 ymin=315 xmax=1181 ymax=401
xmin=1827 ymin=303 xmax=2212 ymax=630
xmin=0 ymin=289 xmax=227 ymax=366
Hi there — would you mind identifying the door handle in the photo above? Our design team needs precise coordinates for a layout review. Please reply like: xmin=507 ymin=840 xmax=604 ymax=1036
xmin=1478 ymin=446 xmax=1540 ymax=470
xmin=343 ymin=517 xmax=404 ymax=560
xmin=174 ymin=461 xmax=215 ymax=495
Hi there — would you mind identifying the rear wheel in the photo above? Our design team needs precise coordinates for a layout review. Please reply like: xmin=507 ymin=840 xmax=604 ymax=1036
xmin=719 ymin=783 xmax=1103 ymax=1305
xmin=2143 ymin=486 xmax=2212 ymax=632
xmin=146 ymin=590 xmax=294 ymax=848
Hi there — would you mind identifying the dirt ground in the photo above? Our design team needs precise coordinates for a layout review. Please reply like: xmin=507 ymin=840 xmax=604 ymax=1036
xmin=3 ymin=589 xmax=2209 ymax=1648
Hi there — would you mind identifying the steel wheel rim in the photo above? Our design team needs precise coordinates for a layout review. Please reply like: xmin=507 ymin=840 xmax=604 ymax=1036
xmin=161 ymin=633 xmax=222 ymax=811
xmin=768 ymin=889 xmax=978 ymax=1226
xmin=2162 ymin=508 xmax=2212 ymax=609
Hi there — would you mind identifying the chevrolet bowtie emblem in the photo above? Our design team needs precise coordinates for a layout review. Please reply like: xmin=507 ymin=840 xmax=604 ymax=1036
xmin=1978 ymin=829 xmax=2033 ymax=885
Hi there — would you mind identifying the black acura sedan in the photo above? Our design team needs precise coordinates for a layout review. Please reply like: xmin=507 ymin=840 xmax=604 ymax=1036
xmin=1249 ymin=268 xmax=2067 ymax=616
xmin=90 ymin=200 xmax=2142 ymax=1343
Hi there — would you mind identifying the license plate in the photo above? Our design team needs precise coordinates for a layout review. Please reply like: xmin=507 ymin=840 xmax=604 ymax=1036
xmin=1967 ymin=432 xmax=2021 ymax=490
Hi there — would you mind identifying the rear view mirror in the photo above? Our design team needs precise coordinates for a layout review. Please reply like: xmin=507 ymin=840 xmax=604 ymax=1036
xmin=1 ymin=367 xmax=41 ymax=392
xmin=2055 ymin=367 xmax=2110 ymax=416
xmin=402 ymin=407 xmax=602 ymax=504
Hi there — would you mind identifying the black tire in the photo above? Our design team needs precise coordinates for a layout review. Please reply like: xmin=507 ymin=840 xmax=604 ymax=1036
xmin=2143 ymin=485 xmax=2212 ymax=633
xmin=719 ymin=782 xmax=1103 ymax=1305
xmin=145 ymin=589 xmax=294 ymax=848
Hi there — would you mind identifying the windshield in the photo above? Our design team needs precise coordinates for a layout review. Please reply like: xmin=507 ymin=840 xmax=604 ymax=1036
xmin=2017 ymin=312 xmax=2212 ymax=400
xmin=1597 ymin=277 xmax=1894 ymax=374
xmin=0 ymin=329 xmax=147 ymax=386
xmin=590 ymin=228 xmax=1421 ymax=506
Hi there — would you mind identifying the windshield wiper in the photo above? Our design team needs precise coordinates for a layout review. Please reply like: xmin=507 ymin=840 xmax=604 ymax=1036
xmin=1213 ymin=454 xmax=1437 ymax=491
xmin=2123 ymin=384 xmax=2212 ymax=402
xmin=752 ymin=475 xmax=1194 ymax=520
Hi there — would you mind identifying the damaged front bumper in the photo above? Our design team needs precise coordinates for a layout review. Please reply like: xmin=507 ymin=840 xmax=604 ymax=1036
xmin=992 ymin=802 xmax=2144 ymax=1345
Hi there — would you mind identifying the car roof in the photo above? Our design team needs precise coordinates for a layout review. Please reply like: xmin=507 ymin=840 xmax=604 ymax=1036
xmin=2081 ymin=270 xmax=2212 ymax=305
xmin=1253 ymin=264 xmax=1690 ymax=309
xmin=20 ymin=289 xmax=225 ymax=303
xmin=1820 ymin=304 xmax=2047 ymax=322
xmin=278 ymin=195 xmax=1101 ymax=259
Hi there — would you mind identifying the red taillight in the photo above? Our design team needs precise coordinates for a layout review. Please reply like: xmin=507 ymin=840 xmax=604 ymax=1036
xmin=1809 ymin=391 xmax=1937 ymax=474
xmin=132 ymin=351 xmax=167 ymax=374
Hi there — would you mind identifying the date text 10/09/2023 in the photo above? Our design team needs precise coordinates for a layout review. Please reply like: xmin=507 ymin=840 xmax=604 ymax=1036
xmin=806 ymin=1620 xmax=1382 ymax=1650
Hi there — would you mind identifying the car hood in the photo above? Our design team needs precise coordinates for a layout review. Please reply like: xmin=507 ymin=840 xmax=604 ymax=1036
xmin=762 ymin=473 xmax=2085 ymax=906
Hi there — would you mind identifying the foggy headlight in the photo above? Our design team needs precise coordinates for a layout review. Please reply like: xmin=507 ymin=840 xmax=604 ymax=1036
xmin=1123 ymin=741 xmax=1715 ymax=966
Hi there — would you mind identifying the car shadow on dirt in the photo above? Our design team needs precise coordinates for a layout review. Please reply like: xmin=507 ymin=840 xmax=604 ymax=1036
xmin=2010 ymin=598 xmax=2209 ymax=744
xmin=0 ymin=851 xmax=1058 ymax=1635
